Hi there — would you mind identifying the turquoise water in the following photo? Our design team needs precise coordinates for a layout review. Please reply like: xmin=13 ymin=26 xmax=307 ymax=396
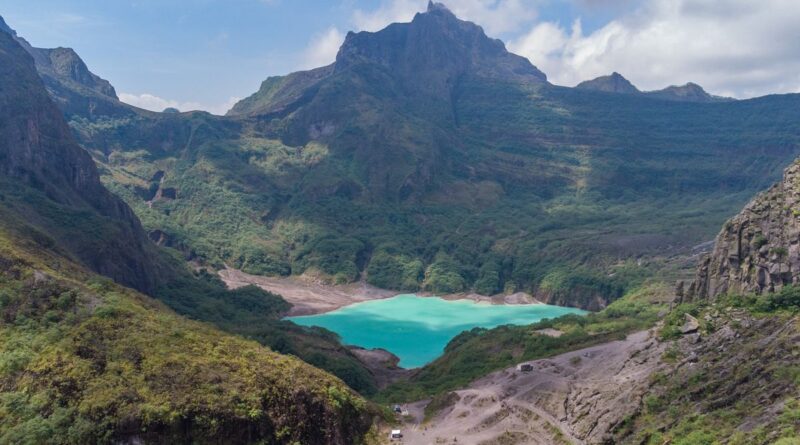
xmin=287 ymin=294 xmax=586 ymax=368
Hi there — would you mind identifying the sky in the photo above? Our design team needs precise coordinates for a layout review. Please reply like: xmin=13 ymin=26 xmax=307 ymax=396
xmin=2 ymin=0 xmax=799 ymax=115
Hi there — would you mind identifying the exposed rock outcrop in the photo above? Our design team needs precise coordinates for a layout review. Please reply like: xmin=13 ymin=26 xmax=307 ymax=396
xmin=0 ymin=15 xmax=134 ymax=118
xmin=229 ymin=2 xmax=546 ymax=116
xmin=688 ymin=160 xmax=800 ymax=300
xmin=335 ymin=1 xmax=547 ymax=96
xmin=402 ymin=330 xmax=669 ymax=444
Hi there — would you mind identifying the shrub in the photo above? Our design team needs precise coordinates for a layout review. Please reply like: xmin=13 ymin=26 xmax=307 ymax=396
xmin=423 ymin=255 xmax=467 ymax=294
xmin=752 ymin=234 xmax=768 ymax=249
xmin=764 ymin=285 xmax=800 ymax=311
xmin=366 ymin=250 xmax=423 ymax=291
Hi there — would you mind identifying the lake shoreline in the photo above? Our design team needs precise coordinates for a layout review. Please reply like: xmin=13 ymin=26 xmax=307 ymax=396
xmin=286 ymin=294 xmax=587 ymax=368
xmin=218 ymin=267 xmax=544 ymax=316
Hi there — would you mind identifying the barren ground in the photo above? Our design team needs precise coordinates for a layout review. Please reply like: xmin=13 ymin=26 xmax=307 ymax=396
xmin=396 ymin=329 xmax=666 ymax=445
xmin=218 ymin=268 xmax=542 ymax=316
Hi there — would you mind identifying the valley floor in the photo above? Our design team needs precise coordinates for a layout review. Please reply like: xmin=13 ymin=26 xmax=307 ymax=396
xmin=397 ymin=329 xmax=666 ymax=445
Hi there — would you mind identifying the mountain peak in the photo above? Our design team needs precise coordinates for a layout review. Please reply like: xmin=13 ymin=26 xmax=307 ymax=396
xmin=231 ymin=3 xmax=547 ymax=116
xmin=0 ymin=14 xmax=122 ymax=117
xmin=0 ymin=15 xmax=16 ymax=37
xmin=334 ymin=2 xmax=546 ymax=94
xmin=577 ymin=72 xmax=640 ymax=94
xmin=646 ymin=82 xmax=732 ymax=103
xmin=427 ymin=1 xmax=451 ymax=13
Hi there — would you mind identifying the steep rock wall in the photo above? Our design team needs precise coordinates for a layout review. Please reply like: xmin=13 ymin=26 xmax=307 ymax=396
xmin=688 ymin=160 xmax=800 ymax=300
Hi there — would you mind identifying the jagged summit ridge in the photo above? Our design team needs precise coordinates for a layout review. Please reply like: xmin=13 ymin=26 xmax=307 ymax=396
xmin=230 ymin=1 xmax=546 ymax=116
xmin=334 ymin=2 xmax=547 ymax=90
xmin=0 ymin=14 xmax=130 ymax=118
xmin=647 ymin=82 xmax=733 ymax=102
xmin=578 ymin=71 xmax=734 ymax=103
xmin=577 ymin=72 xmax=640 ymax=94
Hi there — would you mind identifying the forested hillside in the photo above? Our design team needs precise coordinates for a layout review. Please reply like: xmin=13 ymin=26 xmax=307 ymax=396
xmin=0 ymin=29 xmax=377 ymax=444
xmin=46 ymin=4 xmax=800 ymax=310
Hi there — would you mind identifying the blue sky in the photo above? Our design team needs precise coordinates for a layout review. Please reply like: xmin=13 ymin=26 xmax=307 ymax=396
xmin=3 ymin=0 xmax=799 ymax=114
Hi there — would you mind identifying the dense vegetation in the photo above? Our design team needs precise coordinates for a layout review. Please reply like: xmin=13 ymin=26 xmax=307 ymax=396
xmin=65 ymin=71 xmax=800 ymax=313
xmin=0 ymin=25 xmax=379 ymax=410
xmin=153 ymin=269 xmax=379 ymax=395
xmin=52 ymin=6 xmax=800 ymax=310
xmin=73 ymin=82 xmax=800 ymax=310
xmin=376 ymin=283 xmax=671 ymax=402
xmin=617 ymin=288 xmax=800 ymax=444
xmin=0 ymin=157 xmax=378 ymax=395
xmin=0 ymin=217 xmax=378 ymax=444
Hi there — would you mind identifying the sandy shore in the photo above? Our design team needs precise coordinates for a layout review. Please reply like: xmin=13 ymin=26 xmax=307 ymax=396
xmin=218 ymin=267 xmax=543 ymax=316
xmin=218 ymin=267 xmax=397 ymax=316
xmin=429 ymin=291 xmax=542 ymax=306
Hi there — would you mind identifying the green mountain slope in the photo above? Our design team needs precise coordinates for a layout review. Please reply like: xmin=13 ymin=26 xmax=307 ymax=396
xmin=376 ymin=157 xmax=800 ymax=442
xmin=0 ymin=29 xmax=377 ymax=443
xmin=0 ymin=25 xmax=162 ymax=295
xmin=10 ymin=4 xmax=800 ymax=312
xmin=0 ymin=17 xmax=385 ymax=395
xmin=0 ymin=223 xmax=376 ymax=444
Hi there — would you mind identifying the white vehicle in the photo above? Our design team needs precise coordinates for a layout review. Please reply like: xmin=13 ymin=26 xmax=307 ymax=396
xmin=390 ymin=429 xmax=403 ymax=440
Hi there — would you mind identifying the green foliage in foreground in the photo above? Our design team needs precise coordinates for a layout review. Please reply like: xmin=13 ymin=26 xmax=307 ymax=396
xmin=0 ymin=231 xmax=375 ymax=445
xmin=0 ymin=173 xmax=379 ymax=396
xmin=376 ymin=283 xmax=671 ymax=402
xmin=724 ymin=285 xmax=800 ymax=312
xmin=153 ymin=266 xmax=379 ymax=396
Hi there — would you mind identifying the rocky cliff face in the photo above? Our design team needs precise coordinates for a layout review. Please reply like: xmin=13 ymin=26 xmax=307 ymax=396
xmin=0 ymin=30 xmax=160 ymax=292
xmin=335 ymin=1 xmax=546 ymax=96
xmin=229 ymin=1 xmax=546 ymax=116
xmin=688 ymin=160 xmax=800 ymax=300
xmin=0 ymin=15 xmax=132 ymax=118
xmin=0 ymin=15 xmax=15 ymax=36
xmin=34 ymin=46 xmax=118 ymax=97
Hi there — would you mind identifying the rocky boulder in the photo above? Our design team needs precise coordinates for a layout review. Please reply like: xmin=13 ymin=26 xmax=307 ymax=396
xmin=681 ymin=314 xmax=700 ymax=334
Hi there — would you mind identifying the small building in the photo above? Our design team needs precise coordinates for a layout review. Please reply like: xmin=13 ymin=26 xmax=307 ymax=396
xmin=391 ymin=429 xmax=403 ymax=440
xmin=517 ymin=363 xmax=533 ymax=372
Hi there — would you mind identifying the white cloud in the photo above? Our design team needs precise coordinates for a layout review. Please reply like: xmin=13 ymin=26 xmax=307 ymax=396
xmin=119 ymin=93 xmax=241 ymax=116
xmin=508 ymin=0 xmax=800 ymax=98
xmin=352 ymin=0 xmax=538 ymax=35
xmin=299 ymin=26 xmax=346 ymax=70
